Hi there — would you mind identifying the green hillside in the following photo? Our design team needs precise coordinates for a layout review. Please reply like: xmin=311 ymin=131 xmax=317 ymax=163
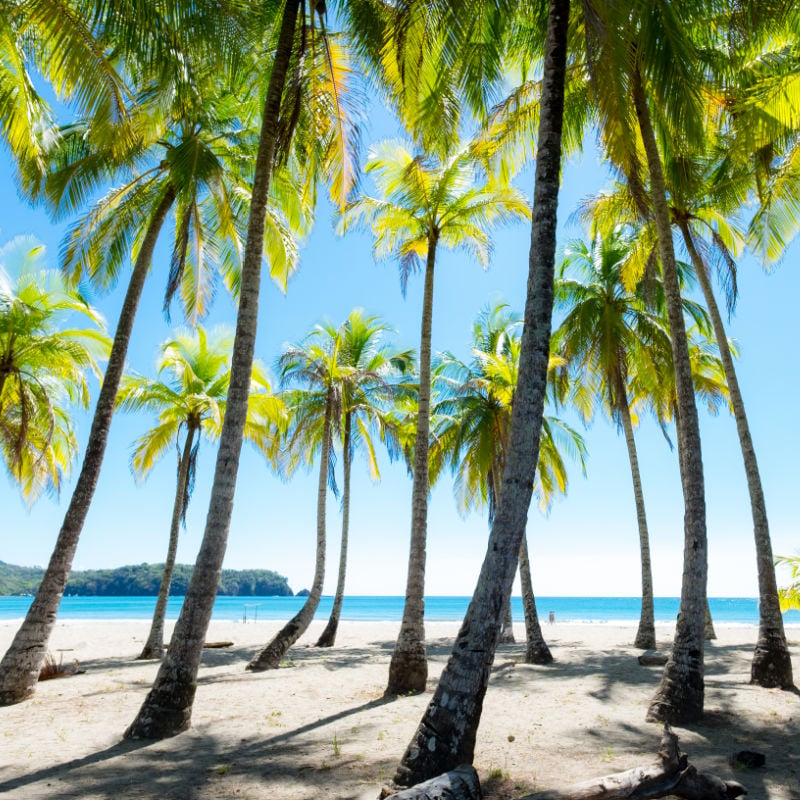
xmin=0 ymin=562 xmax=293 ymax=597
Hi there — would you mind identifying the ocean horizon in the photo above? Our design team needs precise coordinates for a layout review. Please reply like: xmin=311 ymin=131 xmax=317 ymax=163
xmin=2 ymin=595 xmax=799 ymax=625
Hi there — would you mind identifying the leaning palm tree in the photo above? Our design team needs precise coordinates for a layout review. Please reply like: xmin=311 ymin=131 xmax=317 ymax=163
xmin=117 ymin=325 xmax=281 ymax=660
xmin=247 ymin=317 xmax=352 ymax=670
xmin=315 ymin=310 xmax=413 ymax=648
xmin=435 ymin=302 xmax=587 ymax=664
xmin=339 ymin=137 xmax=529 ymax=695
xmin=126 ymin=0 xmax=364 ymax=738
xmin=0 ymin=63 xmax=303 ymax=704
xmin=551 ymin=228 xmax=673 ymax=650
xmin=0 ymin=235 xmax=108 ymax=503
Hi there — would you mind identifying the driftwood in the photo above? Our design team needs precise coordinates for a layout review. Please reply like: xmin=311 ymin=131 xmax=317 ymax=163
xmin=385 ymin=728 xmax=745 ymax=800
xmin=520 ymin=727 xmax=746 ymax=800
xmin=203 ymin=641 xmax=234 ymax=649
xmin=383 ymin=765 xmax=480 ymax=800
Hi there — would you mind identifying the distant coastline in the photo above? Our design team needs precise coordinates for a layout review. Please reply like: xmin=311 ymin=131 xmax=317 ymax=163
xmin=2 ymin=594 xmax=799 ymax=625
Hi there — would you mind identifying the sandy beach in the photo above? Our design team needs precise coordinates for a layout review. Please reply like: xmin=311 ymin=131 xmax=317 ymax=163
xmin=0 ymin=618 xmax=797 ymax=799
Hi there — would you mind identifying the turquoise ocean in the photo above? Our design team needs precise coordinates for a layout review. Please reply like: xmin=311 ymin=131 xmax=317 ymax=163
xmin=1 ymin=595 xmax=798 ymax=624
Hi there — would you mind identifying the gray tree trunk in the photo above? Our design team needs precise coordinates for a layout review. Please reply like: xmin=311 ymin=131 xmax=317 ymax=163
xmin=138 ymin=424 xmax=198 ymax=660
xmin=392 ymin=0 xmax=570 ymax=783
xmin=704 ymin=600 xmax=716 ymax=641
xmin=499 ymin=596 xmax=516 ymax=644
xmin=247 ymin=393 xmax=332 ymax=669
xmin=387 ymin=236 xmax=438 ymax=695
xmin=616 ymin=386 xmax=656 ymax=650
xmin=632 ymin=67 xmax=708 ymax=725
xmin=519 ymin=535 xmax=552 ymax=664
xmin=679 ymin=223 xmax=792 ymax=688
xmin=316 ymin=412 xmax=352 ymax=648
xmin=123 ymin=0 xmax=300 ymax=739
xmin=0 ymin=187 xmax=176 ymax=706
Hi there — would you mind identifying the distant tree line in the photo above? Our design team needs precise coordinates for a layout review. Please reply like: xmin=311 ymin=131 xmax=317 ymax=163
xmin=0 ymin=562 xmax=293 ymax=597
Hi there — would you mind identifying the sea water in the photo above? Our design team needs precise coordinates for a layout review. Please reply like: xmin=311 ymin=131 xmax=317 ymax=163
xmin=1 ymin=595 xmax=798 ymax=624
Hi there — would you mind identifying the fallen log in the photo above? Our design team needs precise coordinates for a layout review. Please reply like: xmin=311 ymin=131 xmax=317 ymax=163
xmin=519 ymin=726 xmax=746 ymax=800
xmin=384 ymin=728 xmax=745 ymax=800
xmin=382 ymin=765 xmax=480 ymax=800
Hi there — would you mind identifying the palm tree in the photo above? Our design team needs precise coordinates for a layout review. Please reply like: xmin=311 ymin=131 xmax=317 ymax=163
xmin=0 ymin=235 xmax=108 ymax=503
xmin=393 ymin=0 xmax=571 ymax=784
xmin=126 ymin=0 xmax=363 ymax=738
xmin=435 ymin=302 xmax=586 ymax=664
xmin=117 ymin=325 xmax=281 ymax=660
xmin=0 ymin=57 xmax=303 ymax=704
xmin=339 ymin=138 xmax=529 ymax=695
xmin=775 ymin=556 xmax=800 ymax=613
xmin=551 ymin=228 xmax=674 ymax=650
xmin=315 ymin=310 xmax=413 ymax=648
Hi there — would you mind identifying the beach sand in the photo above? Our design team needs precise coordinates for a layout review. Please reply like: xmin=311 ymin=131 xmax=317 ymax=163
xmin=0 ymin=618 xmax=798 ymax=799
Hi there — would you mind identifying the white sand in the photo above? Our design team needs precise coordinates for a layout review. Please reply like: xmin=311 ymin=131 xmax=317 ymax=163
xmin=0 ymin=618 xmax=798 ymax=799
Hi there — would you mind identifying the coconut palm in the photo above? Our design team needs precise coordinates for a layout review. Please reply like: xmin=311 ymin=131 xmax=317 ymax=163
xmin=551 ymin=229 xmax=675 ymax=650
xmin=775 ymin=556 xmax=800 ymax=613
xmin=339 ymin=137 xmax=529 ymax=695
xmin=315 ymin=310 xmax=413 ymax=648
xmin=393 ymin=0 xmax=570 ymax=784
xmin=0 ymin=236 xmax=108 ymax=503
xmin=117 ymin=325 xmax=282 ymax=660
xmin=0 ymin=58 xmax=304 ymax=705
xmin=435 ymin=302 xmax=586 ymax=663
xmin=126 ymin=0 xmax=364 ymax=738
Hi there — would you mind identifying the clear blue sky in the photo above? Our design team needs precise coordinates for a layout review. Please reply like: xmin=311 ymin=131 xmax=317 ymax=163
xmin=2 ymin=109 xmax=799 ymax=599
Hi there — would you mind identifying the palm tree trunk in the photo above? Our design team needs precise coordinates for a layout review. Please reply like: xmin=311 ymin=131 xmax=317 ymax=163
xmin=519 ymin=534 xmax=552 ymax=664
xmin=679 ymin=223 xmax=792 ymax=688
xmin=386 ymin=235 xmax=438 ymax=695
xmin=138 ymin=424 xmax=197 ymax=660
xmin=498 ymin=598 xmax=516 ymax=644
xmin=123 ymin=0 xmax=300 ymax=739
xmin=632 ymin=66 xmax=708 ymax=725
xmin=316 ymin=412 xmax=352 ymax=648
xmin=0 ymin=186 xmax=176 ymax=706
xmin=393 ymin=0 xmax=569 ymax=783
xmin=704 ymin=599 xmax=716 ymax=641
xmin=247 ymin=393 xmax=331 ymax=670
xmin=616 ymin=384 xmax=656 ymax=650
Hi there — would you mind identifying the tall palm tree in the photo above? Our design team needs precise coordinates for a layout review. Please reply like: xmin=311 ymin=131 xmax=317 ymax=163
xmin=0 ymin=60 xmax=302 ymax=704
xmin=117 ymin=325 xmax=281 ymax=660
xmin=551 ymin=229 xmax=673 ymax=650
xmin=393 ymin=0 xmax=571 ymax=784
xmin=246 ymin=316 xmax=352 ymax=670
xmin=315 ymin=310 xmax=413 ymax=648
xmin=126 ymin=0 xmax=364 ymax=738
xmin=339 ymin=138 xmax=529 ymax=695
xmin=435 ymin=302 xmax=586 ymax=664
xmin=0 ymin=235 xmax=108 ymax=503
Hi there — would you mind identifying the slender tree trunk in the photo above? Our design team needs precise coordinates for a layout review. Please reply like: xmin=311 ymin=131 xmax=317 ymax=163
xmin=498 ymin=598 xmax=516 ymax=644
xmin=615 ymin=385 xmax=656 ymax=650
xmin=0 ymin=187 xmax=176 ymax=706
xmin=316 ymin=413 xmax=352 ymax=647
xmin=138 ymin=424 xmax=197 ymax=660
xmin=123 ymin=0 xmax=300 ymax=739
xmin=393 ymin=0 xmax=569 ymax=783
xmin=247 ymin=394 xmax=331 ymax=669
xmin=679 ymin=223 xmax=792 ymax=688
xmin=519 ymin=534 xmax=552 ymax=664
xmin=386 ymin=236 xmax=438 ymax=695
xmin=632 ymin=67 xmax=708 ymax=725
xmin=704 ymin=600 xmax=716 ymax=641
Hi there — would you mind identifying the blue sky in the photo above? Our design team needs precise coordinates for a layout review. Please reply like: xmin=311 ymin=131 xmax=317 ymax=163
xmin=2 ymin=112 xmax=799 ymax=599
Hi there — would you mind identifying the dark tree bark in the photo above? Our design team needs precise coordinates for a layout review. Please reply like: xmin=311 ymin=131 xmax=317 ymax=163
xmin=393 ymin=0 xmax=570 ymax=783
xmin=679 ymin=223 xmax=793 ymax=688
xmin=316 ymin=412 xmax=352 ymax=648
xmin=632 ymin=66 xmax=708 ymax=726
xmin=0 ymin=186 xmax=176 ymax=706
xmin=499 ymin=596 xmax=516 ymax=644
xmin=387 ymin=236 xmax=438 ymax=695
xmin=247 ymin=393 xmax=332 ymax=670
xmin=519 ymin=535 xmax=552 ymax=664
xmin=138 ymin=423 xmax=198 ymax=660
xmin=123 ymin=0 xmax=301 ymax=739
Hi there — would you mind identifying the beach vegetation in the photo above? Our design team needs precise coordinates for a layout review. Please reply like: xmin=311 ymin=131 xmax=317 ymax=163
xmin=340 ymin=136 xmax=530 ymax=696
